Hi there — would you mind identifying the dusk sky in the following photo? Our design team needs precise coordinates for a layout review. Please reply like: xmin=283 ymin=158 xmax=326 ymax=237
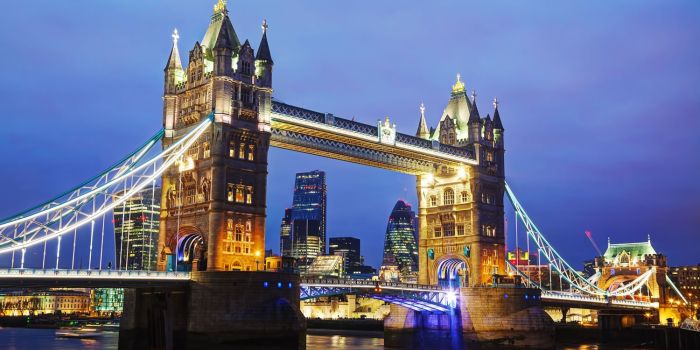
xmin=0 ymin=1 xmax=698 ymax=269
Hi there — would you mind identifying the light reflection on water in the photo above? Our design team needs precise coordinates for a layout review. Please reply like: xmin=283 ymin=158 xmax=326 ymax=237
xmin=0 ymin=327 xmax=624 ymax=349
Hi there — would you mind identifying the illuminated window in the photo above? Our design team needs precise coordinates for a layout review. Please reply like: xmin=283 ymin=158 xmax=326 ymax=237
xmin=203 ymin=142 xmax=210 ymax=158
xmin=235 ymin=186 xmax=244 ymax=203
xmin=227 ymin=184 xmax=234 ymax=202
xmin=235 ymin=225 xmax=243 ymax=241
xmin=460 ymin=191 xmax=469 ymax=203
xmin=246 ymin=186 xmax=253 ymax=204
xmin=444 ymin=188 xmax=454 ymax=205
xmin=486 ymin=151 xmax=494 ymax=162
xmin=482 ymin=225 xmax=496 ymax=237
xmin=227 ymin=219 xmax=233 ymax=230
xmin=229 ymin=142 xmax=236 ymax=158
xmin=245 ymin=220 xmax=252 ymax=232
xmin=239 ymin=143 xmax=246 ymax=159
xmin=430 ymin=196 xmax=437 ymax=206
xmin=248 ymin=144 xmax=255 ymax=161
xmin=235 ymin=246 xmax=241 ymax=253
xmin=434 ymin=227 xmax=442 ymax=238
xmin=457 ymin=225 xmax=465 ymax=236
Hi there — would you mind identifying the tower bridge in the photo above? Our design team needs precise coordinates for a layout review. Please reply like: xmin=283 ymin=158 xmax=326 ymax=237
xmin=0 ymin=1 xmax=691 ymax=349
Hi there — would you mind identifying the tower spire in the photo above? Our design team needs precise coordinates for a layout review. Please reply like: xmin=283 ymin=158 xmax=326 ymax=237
xmin=256 ymin=19 xmax=273 ymax=64
xmin=469 ymin=90 xmax=481 ymax=120
xmin=416 ymin=102 xmax=430 ymax=139
xmin=165 ymin=28 xmax=183 ymax=71
xmin=492 ymin=97 xmax=504 ymax=130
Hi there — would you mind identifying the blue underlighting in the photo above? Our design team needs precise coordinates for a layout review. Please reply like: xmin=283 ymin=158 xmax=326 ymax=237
xmin=504 ymin=294 xmax=508 ymax=299
xmin=525 ymin=295 xmax=528 ymax=299
xmin=264 ymin=281 xmax=268 ymax=288
xmin=288 ymin=282 xmax=293 ymax=288
xmin=277 ymin=282 xmax=282 ymax=288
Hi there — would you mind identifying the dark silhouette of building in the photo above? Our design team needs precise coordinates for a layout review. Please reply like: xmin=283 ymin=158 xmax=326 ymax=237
xmin=279 ymin=208 xmax=293 ymax=257
xmin=329 ymin=237 xmax=361 ymax=271
xmin=278 ymin=170 xmax=327 ymax=272
xmin=382 ymin=200 xmax=419 ymax=279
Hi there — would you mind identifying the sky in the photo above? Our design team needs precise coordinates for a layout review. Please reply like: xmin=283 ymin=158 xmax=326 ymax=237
xmin=0 ymin=1 xmax=698 ymax=269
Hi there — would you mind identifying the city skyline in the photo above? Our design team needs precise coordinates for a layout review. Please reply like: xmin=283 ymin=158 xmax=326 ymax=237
xmin=0 ymin=1 xmax=698 ymax=271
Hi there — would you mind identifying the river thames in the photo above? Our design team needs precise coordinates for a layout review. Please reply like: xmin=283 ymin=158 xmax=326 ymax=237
xmin=0 ymin=327 xmax=643 ymax=350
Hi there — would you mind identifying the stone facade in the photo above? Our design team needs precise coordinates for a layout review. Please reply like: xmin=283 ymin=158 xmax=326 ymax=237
xmin=158 ymin=1 xmax=273 ymax=272
xmin=417 ymin=77 xmax=506 ymax=287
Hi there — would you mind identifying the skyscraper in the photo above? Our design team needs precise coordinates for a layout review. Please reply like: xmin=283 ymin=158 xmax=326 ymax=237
xmin=114 ymin=186 xmax=161 ymax=270
xmin=382 ymin=200 xmax=419 ymax=278
xmin=329 ymin=237 xmax=361 ymax=271
xmin=279 ymin=208 xmax=293 ymax=257
xmin=292 ymin=170 xmax=327 ymax=255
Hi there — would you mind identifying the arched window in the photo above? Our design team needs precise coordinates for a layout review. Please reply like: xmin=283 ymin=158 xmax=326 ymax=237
xmin=248 ymin=144 xmax=255 ymax=161
xmin=460 ymin=191 xmax=469 ymax=203
xmin=229 ymin=141 xmax=236 ymax=158
xmin=235 ymin=186 xmax=244 ymax=203
xmin=238 ymin=143 xmax=246 ymax=159
xmin=245 ymin=186 xmax=253 ymax=204
xmin=444 ymin=188 xmax=454 ymax=205
xmin=430 ymin=196 xmax=437 ymax=207
xmin=202 ymin=142 xmax=210 ymax=158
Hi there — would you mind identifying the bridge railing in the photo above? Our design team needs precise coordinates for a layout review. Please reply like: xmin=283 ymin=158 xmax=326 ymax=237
xmin=0 ymin=268 xmax=191 ymax=280
xmin=300 ymin=277 xmax=447 ymax=292
xmin=541 ymin=290 xmax=658 ymax=308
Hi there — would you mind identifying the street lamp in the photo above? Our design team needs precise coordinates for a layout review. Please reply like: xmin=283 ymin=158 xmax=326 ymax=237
xmin=255 ymin=250 xmax=261 ymax=271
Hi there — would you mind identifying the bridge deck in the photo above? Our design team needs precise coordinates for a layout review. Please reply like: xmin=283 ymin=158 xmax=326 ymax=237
xmin=0 ymin=269 xmax=190 ymax=289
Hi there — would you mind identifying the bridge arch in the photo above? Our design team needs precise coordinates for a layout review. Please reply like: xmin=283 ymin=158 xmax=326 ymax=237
xmin=434 ymin=255 xmax=469 ymax=288
xmin=174 ymin=227 xmax=207 ymax=272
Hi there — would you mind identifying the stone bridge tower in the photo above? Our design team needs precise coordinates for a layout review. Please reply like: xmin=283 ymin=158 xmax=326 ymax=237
xmin=416 ymin=75 xmax=506 ymax=286
xmin=158 ymin=0 xmax=274 ymax=272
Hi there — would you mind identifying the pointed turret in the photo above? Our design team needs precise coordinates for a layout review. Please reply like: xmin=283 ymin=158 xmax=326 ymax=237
xmin=164 ymin=29 xmax=185 ymax=94
xmin=469 ymin=90 xmax=481 ymax=122
xmin=214 ymin=15 xmax=239 ymax=50
xmin=255 ymin=20 xmax=274 ymax=87
xmin=202 ymin=0 xmax=240 ymax=57
xmin=165 ymin=29 xmax=183 ymax=71
xmin=255 ymin=20 xmax=273 ymax=64
xmin=416 ymin=102 xmax=430 ymax=139
xmin=468 ymin=90 xmax=481 ymax=143
xmin=492 ymin=97 xmax=504 ymax=130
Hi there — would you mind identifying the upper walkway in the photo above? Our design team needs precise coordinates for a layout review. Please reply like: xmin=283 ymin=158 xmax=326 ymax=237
xmin=269 ymin=101 xmax=477 ymax=175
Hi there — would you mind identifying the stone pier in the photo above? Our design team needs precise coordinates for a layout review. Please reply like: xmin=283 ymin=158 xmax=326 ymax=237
xmin=383 ymin=286 xmax=554 ymax=349
xmin=119 ymin=271 xmax=305 ymax=350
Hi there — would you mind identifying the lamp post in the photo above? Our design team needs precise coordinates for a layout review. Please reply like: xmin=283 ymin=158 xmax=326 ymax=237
xmin=255 ymin=250 xmax=261 ymax=271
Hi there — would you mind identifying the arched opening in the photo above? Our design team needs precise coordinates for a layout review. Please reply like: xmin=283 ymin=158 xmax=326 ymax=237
xmin=176 ymin=233 xmax=206 ymax=271
xmin=437 ymin=257 xmax=468 ymax=289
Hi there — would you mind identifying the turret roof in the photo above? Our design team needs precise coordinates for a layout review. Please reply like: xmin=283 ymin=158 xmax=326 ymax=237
xmin=165 ymin=29 xmax=183 ymax=71
xmin=255 ymin=20 xmax=273 ymax=64
xmin=493 ymin=104 xmax=504 ymax=130
xmin=201 ymin=2 xmax=240 ymax=55
xmin=603 ymin=240 xmax=657 ymax=260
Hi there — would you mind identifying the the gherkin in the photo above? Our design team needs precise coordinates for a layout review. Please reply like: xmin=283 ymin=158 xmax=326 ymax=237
xmin=382 ymin=200 xmax=419 ymax=275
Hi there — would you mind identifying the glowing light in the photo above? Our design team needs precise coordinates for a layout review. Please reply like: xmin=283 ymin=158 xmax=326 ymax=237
xmin=457 ymin=167 xmax=466 ymax=180
xmin=446 ymin=291 xmax=457 ymax=308
xmin=178 ymin=156 xmax=194 ymax=172
xmin=255 ymin=250 xmax=261 ymax=257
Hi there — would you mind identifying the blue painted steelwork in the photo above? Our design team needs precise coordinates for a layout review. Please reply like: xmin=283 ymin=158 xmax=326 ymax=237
xmin=300 ymin=278 xmax=455 ymax=312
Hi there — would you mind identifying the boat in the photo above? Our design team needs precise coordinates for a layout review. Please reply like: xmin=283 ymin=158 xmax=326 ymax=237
xmin=55 ymin=327 xmax=102 ymax=339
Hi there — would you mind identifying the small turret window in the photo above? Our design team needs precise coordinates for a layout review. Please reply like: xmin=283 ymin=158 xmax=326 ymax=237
xmin=430 ymin=196 xmax=437 ymax=207
xmin=460 ymin=191 xmax=469 ymax=203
